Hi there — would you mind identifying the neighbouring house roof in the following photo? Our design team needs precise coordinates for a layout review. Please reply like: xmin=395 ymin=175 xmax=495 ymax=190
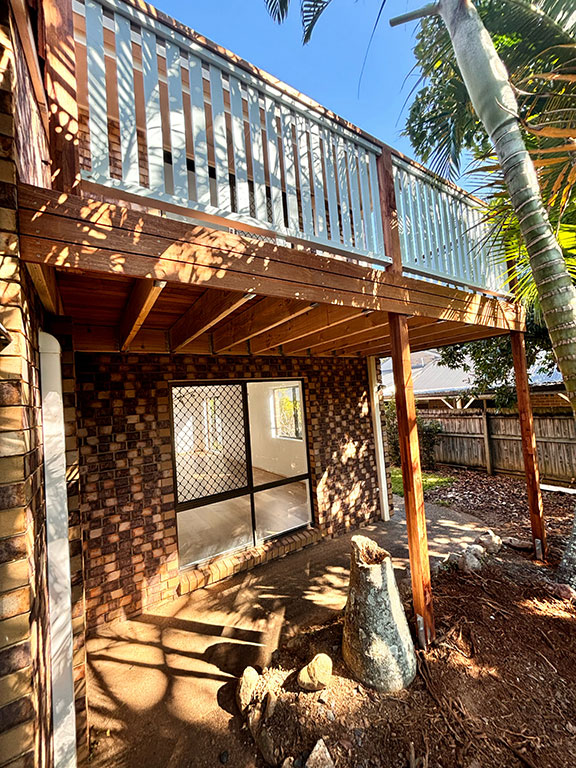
xmin=379 ymin=351 xmax=564 ymax=398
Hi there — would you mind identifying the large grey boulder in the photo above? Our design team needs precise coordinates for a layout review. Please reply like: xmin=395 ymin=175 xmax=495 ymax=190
xmin=342 ymin=536 xmax=417 ymax=692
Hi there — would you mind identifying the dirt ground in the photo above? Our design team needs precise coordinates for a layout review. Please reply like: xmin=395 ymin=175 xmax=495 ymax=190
xmin=424 ymin=468 xmax=575 ymax=564
xmin=252 ymin=553 xmax=576 ymax=768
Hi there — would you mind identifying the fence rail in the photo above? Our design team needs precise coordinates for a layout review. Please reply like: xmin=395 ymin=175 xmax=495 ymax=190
xmin=422 ymin=409 xmax=576 ymax=486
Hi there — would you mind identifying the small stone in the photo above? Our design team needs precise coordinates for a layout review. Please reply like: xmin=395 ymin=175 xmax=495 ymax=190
xmin=282 ymin=759 xmax=294 ymax=768
xmin=219 ymin=751 xmax=229 ymax=765
xmin=264 ymin=691 xmax=277 ymax=721
xmin=443 ymin=552 xmax=461 ymax=568
xmin=255 ymin=726 xmax=277 ymax=766
xmin=502 ymin=536 xmax=533 ymax=551
xmin=475 ymin=530 xmax=502 ymax=554
xmin=326 ymin=710 xmax=335 ymax=722
xmin=551 ymin=583 xmax=576 ymax=602
xmin=247 ymin=700 xmax=264 ymax=738
xmin=459 ymin=544 xmax=485 ymax=572
xmin=237 ymin=666 xmax=259 ymax=714
xmin=318 ymin=690 xmax=329 ymax=704
xmin=297 ymin=653 xmax=332 ymax=691
xmin=305 ymin=739 xmax=335 ymax=768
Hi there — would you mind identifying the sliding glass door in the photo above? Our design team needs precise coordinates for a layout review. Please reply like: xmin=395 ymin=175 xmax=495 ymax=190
xmin=171 ymin=380 xmax=313 ymax=568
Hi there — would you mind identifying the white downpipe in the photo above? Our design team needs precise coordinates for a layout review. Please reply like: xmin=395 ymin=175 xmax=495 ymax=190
xmin=367 ymin=356 xmax=390 ymax=521
xmin=39 ymin=332 xmax=77 ymax=768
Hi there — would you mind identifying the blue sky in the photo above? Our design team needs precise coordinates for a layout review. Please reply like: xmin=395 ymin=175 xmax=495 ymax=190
xmin=159 ymin=0 xmax=423 ymax=159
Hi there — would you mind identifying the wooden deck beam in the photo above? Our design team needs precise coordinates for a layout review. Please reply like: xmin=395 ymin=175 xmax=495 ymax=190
xmin=213 ymin=297 xmax=315 ymax=353
xmin=17 ymin=184 xmax=525 ymax=333
xmin=389 ymin=312 xmax=435 ymax=647
xmin=282 ymin=310 xmax=390 ymax=355
xmin=25 ymin=263 xmax=64 ymax=315
xmin=511 ymin=331 xmax=547 ymax=559
xmin=119 ymin=279 xmax=166 ymax=351
xmin=170 ymin=289 xmax=254 ymax=352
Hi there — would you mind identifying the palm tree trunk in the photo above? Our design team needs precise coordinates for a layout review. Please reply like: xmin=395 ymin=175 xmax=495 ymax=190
xmin=408 ymin=0 xmax=576 ymax=584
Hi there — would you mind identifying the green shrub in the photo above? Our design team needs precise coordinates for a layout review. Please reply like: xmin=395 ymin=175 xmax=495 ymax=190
xmin=382 ymin=400 xmax=442 ymax=470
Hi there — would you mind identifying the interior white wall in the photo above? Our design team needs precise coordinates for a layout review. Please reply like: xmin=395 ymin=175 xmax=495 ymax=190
xmin=247 ymin=381 xmax=308 ymax=479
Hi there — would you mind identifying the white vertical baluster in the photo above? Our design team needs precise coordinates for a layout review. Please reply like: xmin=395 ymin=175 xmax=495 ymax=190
xmin=187 ymin=55 xmax=210 ymax=206
xmin=229 ymin=77 xmax=250 ymax=216
xmin=247 ymin=87 xmax=267 ymax=223
xmin=141 ymin=29 xmax=165 ymax=197
xmin=424 ymin=182 xmax=440 ymax=274
xmin=165 ymin=42 xmax=189 ymax=202
xmin=264 ymin=97 xmax=284 ymax=229
xmin=114 ymin=14 xmax=139 ymax=186
xmin=358 ymin=150 xmax=374 ymax=255
xmin=296 ymin=115 xmax=313 ymax=236
xmin=309 ymin=122 xmax=326 ymax=239
xmin=347 ymin=143 xmax=364 ymax=250
xmin=85 ymin=0 xmax=109 ymax=181
xmin=392 ymin=165 xmax=410 ymax=266
xmin=280 ymin=107 xmax=299 ymax=234
xmin=368 ymin=152 xmax=385 ymax=260
xmin=335 ymin=136 xmax=352 ymax=248
xmin=437 ymin=186 xmax=455 ymax=279
xmin=209 ymin=66 xmax=231 ymax=211
xmin=322 ymin=128 xmax=340 ymax=245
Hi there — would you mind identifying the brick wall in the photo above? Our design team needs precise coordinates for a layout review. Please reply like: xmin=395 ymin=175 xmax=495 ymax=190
xmin=0 ymin=9 xmax=51 ymax=766
xmin=75 ymin=353 xmax=385 ymax=629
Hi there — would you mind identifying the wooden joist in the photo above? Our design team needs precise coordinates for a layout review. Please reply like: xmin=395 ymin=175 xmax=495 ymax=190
xmin=169 ymin=289 xmax=254 ymax=352
xmin=389 ymin=312 xmax=435 ymax=647
xmin=119 ymin=279 xmax=166 ymax=351
xmin=25 ymin=263 xmax=64 ymax=315
xmin=212 ymin=297 xmax=315 ymax=353
xmin=250 ymin=305 xmax=363 ymax=354
xmin=281 ymin=310 xmax=389 ymax=355
xmin=18 ymin=184 xmax=525 ymax=333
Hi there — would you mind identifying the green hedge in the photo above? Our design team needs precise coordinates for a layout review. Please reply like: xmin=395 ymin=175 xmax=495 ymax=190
xmin=382 ymin=400 xmax=443 ymax=470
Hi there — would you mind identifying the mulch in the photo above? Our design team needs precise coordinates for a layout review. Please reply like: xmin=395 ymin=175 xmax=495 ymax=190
xmin=249 ymin=553 xmax=576 ymax=768
xmin=424 ymin=468 xmax=575 ymax=565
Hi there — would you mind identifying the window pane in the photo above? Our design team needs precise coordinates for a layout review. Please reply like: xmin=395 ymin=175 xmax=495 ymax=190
xmin=177 ymin=495 xmax=253 ymax=567
xmin=172 ymin=384 xmax=248 ymax=502
xmin=254 ymin=479 xmax=311 ymax=541
xmin=247 ymin=381 xmax=308 ymax=485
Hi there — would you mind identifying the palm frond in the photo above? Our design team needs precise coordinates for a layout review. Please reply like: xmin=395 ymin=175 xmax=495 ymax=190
xmin=265 ymin=0 xmax=291 ymax=23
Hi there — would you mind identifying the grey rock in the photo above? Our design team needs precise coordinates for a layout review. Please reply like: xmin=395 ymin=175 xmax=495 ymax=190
xmin=255 ymin=726 xmax=277 ymax=766
xmin=264 ymin=691 xmax=277 ymax=721
xmin=443 ymin=552 xmax=461 ymax=569
xmin=305 ymin=739 xmax=335 ymax=768
xmin=237 ymin=666 xmax=259 ymax=714
xmin=297 ymin=653 xmax=332 ymax=691
xmin=502 ymin=536 xmax=533 ymax=551
xmin=475 ymin=530 xmax=502 ymax=554
xmin=549 ymin=582 xmax=576 ymax=602
xmin=459 ymin=544 xmax=486 ymax=572
xmin=326 ymin=710 xmax=335 ymax=722
xmin=219 ymin=751 xmax=229 ymax=765
xmin=342 ymin=536 xmax=416 ymax=692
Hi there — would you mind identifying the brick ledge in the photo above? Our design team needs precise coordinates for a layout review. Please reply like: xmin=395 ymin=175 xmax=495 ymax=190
xmin=178 ymin=526 xmax=323 ymax=595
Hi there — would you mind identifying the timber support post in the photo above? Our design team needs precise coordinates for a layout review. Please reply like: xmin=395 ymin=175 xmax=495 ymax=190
xmin=376 ymin=149 xmax=403 ymax=276
xmin=510 ymin=331 xmax=547 ymax=560
xmin=388 ymin=312 xmax=435 ymax=647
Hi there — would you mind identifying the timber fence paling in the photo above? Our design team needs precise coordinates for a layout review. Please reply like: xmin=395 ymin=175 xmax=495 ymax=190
xmin=419 ymin=409 xmax=576 ymax=486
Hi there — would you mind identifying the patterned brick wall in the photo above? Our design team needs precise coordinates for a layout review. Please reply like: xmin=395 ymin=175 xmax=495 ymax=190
xmin=0 ymin=10 xmax=51 ymax=766
xmin=75 ymin=353 xmax=385 ymax=628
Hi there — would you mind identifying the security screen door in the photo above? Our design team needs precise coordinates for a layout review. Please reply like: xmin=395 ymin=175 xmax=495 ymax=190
xmin=172 ymin=380 xmax=313 ymax=568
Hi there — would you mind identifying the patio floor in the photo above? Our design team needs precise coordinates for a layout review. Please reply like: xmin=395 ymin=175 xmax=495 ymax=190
xmin=85 ymin=499 xmax=488 ymax=768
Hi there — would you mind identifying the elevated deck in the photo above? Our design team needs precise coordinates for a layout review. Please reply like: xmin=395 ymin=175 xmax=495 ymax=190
xmin=15 ymin=0 xmax=523 ymax=356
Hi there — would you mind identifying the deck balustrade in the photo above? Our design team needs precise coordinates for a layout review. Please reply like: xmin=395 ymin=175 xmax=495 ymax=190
xmin=72 ymin=0 xmax=503 ymax=294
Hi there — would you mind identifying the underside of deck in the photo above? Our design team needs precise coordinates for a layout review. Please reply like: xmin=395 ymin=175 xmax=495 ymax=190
xmin=18 ymin=184 xmax=524 ymax=358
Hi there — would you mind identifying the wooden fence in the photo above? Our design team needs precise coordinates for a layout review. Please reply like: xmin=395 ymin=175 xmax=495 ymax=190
xmin=421 ymin=409 xmax=576 ymax=486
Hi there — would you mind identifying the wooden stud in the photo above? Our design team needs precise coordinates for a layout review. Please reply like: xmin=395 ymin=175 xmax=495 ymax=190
xmin=377 ymin=149 xmax=403 ymax=275
xmin=511 ymin=331 xmax=547 ymax=559
xmin=212 ymin=297 xmax=315 ymax=353
xmin=25 ymin=263 xmax=64 ymax=316
xmin=170 ymin=289 xmax=254 ymax=352
xmin=119 ymin=279 xmax=166 ymax=351
xmin=389 ymin=312 xmax=435 ymax=647
xmin=43 ymin=0 xmax=80 ymax=192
